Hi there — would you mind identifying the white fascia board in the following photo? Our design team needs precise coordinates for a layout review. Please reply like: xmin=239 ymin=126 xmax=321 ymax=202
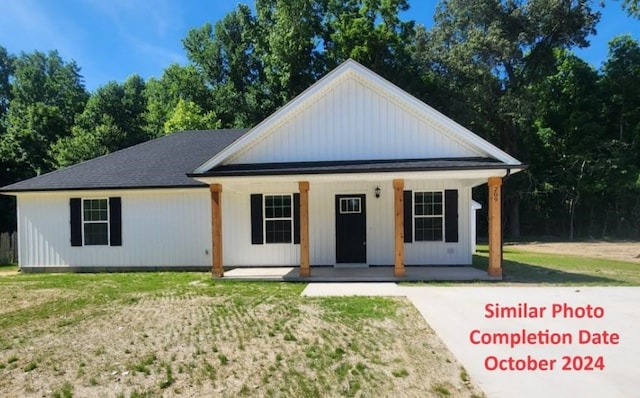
xmin=191 ymin=167 xmax=523 ymax=187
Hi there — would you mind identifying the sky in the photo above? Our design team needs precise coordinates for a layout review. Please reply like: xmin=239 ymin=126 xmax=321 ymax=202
xmin=0 ymin=0 xmax=638 ymax=92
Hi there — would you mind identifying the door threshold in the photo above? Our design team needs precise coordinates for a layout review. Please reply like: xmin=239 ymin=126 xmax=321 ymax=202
xmin=334 ymin=263 xmax=369 ymax=268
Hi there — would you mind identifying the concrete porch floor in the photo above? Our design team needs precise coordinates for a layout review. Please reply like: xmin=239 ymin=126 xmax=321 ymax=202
xmin=222 ymin=266 xmax=500 ymax=282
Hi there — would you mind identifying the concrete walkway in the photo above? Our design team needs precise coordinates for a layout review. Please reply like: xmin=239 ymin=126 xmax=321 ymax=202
xmin=302 ymin=284 xmax=640 ymax=398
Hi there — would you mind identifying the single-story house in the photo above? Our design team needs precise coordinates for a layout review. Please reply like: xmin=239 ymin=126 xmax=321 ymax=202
xmin=0 ymin=60 xmax=524 ymax=277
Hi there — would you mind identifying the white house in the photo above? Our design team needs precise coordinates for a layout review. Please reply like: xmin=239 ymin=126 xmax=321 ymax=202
xmin=0 ymin=60 xmax=524 ymax=278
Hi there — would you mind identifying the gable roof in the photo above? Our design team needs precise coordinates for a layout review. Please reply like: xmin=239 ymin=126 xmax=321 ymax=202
xmin=1 ymin=129 xmax=247 ymax=193
xmin=193 ymin=59 xmax=522 ymax=174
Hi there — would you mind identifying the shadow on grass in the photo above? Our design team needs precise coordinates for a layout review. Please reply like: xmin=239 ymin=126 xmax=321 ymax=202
xmin=472 ymin=253 xmax=628 ymax=285
xmin=0 ymin=264 xmax=18 ymax=272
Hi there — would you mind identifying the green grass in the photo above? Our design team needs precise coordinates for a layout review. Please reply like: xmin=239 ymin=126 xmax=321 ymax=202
xmin=473 ymin=245 xmax=640 ymax=285
xmin=0 ymin=272 xmax=480 ymax=397
xmin=0 ymin=264 xmax=18 ymax=272
xmin=51 ymin=381 xmax=73 ymax=398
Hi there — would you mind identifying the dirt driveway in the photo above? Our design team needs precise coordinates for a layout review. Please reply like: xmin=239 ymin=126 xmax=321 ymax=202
xmin=507 ymin=241 xmax=640 ymax=263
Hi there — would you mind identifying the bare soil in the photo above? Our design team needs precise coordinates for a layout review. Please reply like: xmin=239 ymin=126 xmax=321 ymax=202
xmin=507 ymin=241 xmax=640 ymax=263
xmin=0 ymin=281 xmax=483 ymax=398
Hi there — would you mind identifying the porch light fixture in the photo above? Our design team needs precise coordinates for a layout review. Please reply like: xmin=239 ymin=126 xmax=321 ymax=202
xmin=375 ymin=186 xmax=381 ymax=198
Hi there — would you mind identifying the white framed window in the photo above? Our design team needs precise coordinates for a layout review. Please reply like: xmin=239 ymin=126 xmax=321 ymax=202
xmin=339 ymin=197 xmax=361 ymax=214
xmin=82 ymin=198 xmax=109 ymax=245
xmin=264 ymin=194 xmax=293 ymax=243
xmin=414 ymin=191 xmax=443 ymax=241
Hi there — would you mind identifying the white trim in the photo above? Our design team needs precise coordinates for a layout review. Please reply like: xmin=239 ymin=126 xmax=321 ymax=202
xmin=81 ymin=198 xmax=110 ymax=246
xmin=263 ymin=193 xmax=294 ymax=245
xmin=193 ymin=168 xmax=518 ymax=187
xmin=413 ymin=191 xmax=445 ymax=242
xmin=194 ymin=59 xmax=522 ymax=173
xmin=339 ymin=197 xmax=362 ymax=214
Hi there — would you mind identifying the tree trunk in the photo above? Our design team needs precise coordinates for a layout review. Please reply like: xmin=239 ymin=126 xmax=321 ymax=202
xmin=569 ymin=198 xmax=576 ymax=241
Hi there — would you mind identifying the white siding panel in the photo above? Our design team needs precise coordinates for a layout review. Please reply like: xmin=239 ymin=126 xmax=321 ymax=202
xmin=230 ymin=76 xmax=479 ymax=165
xmin=18 ymin=190 xmax=211 ymax=268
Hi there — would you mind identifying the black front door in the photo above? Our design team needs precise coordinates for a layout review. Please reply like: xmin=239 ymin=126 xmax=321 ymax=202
xmin=335 ymin=194 xmax=367 ymax=263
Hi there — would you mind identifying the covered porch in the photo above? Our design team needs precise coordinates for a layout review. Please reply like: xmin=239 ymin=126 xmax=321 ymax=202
xmin=201 ymin=168 xmax=507 ymax=280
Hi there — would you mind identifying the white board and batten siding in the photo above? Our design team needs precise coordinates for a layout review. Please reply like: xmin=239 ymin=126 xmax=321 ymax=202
xmin=18 ymin=181 xmax=473 ymax=269
xmin=221 ymin=180 xmax=474 ymax=267
xmin=226 ymin=72 xmax=485 ymax=166
xmin=17 ymin=189 xmax=211 ymax=268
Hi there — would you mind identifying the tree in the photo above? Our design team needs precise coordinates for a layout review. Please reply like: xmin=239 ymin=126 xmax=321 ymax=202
xmin=0 ymin=46 xmax=13 ymax=124
xmin=529 ymin=50 xmax=603 ymax=239
xmin=183 ymin=5 xmax=266 ymax=127
xmin=182 ymin=1 xmax=422 ymax=126
xmin=145 ymin=64 xmax=213 ymax=136
xmin=323 ymin=0 xmax=416 ymax=85
xmin=421 ymin=0 xmax=600 ymax=237
xmin=255 ymin=0 xmax=327 ymax=104
xmin=597 ymin=35 xmax=640 ymax=236
xmin=600 ymin=35 xmax=640 ymax=144
xmin=52 ymin=75 xmax=148 ymax=166
xmin=0 ymin=50 xmax=88 ymax=176
xmin=622 ymin=0 xmax=640 ymax=18
xmin=0 ymin=46 xmax=16 ymax=233
xmin=163 ymin=99 xmax=221 ymax=133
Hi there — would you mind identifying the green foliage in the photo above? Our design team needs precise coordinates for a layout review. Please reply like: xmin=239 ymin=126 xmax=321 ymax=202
xmin=324 ymin=0 xmax=415 ymax=82
xmin=144 ymin=64 xmax=213 ymax=136
xmin=623 ymin=0 xmax=640 ymax=18
xmin=163 ymin=99 xmax=220 ymax=133
xmin=0 ymin=45 xmax=13 ymax=121
xmin=0 ymin=50 xmax=88 ymax=176
xmin=52 ymin=75 xmax=149 ymax=166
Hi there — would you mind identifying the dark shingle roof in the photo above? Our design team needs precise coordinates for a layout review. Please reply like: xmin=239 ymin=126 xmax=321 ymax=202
xmin=1 ymin=129 xmax=248 ymax=192
xmin=191 ymin=157 xmax=518 ymax=177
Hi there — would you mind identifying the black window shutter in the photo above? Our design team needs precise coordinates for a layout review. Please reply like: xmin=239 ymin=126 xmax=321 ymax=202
xmin=445 ymin=189 xmax=459 ymax=242
xmin=250 ymin=194 xmax=264 ymax=244
xmin=403 ymin=190 xmax=413 ymax=243
xmin=109 ymin=197 xmax=122 ymax=246
xmin=70 ymin=198 xmax=82 ymax=246
xmin=293 ymin=193 xmax=300 ymax=244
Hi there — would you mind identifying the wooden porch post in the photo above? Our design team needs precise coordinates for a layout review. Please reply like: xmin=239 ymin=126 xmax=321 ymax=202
xmin=488 ymin=177 xmax=502 ymax=277
xmin=393 ymin=179 xmax=406 ymax=277
xmin=299 ymin=181 xmax=310 ymax=277
xmin=210 ymin=184 xmax=223 ymax=278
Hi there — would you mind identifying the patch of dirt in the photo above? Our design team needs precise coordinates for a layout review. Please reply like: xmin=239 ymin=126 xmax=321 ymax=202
xmin=507 ymin=241 xmax=640 ymax=263
xmin=0 ymin=292 xmax=484 ymax=398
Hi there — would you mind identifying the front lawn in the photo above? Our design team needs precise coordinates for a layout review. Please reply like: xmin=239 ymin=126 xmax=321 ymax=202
xmin=0 ymin=272 xmax=482 ymax=398
xmin=473 ymin=245 xmax=640 ymax=285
